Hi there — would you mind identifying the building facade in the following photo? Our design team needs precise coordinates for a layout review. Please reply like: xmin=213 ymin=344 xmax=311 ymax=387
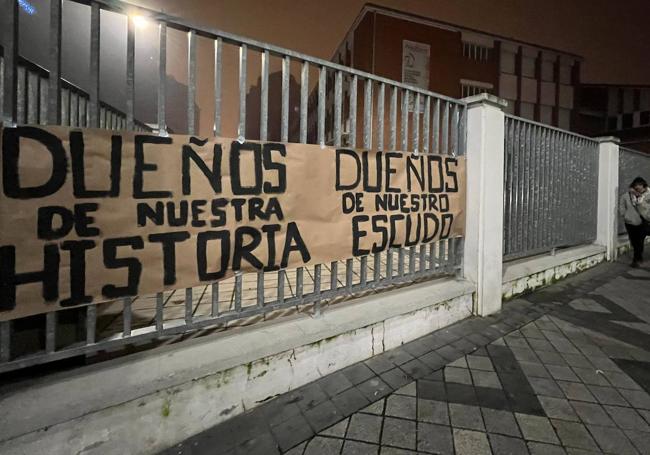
xmin=576 ymin=84 xmax=650 ymax=152
xmin=332 ymin=4 xmax=581 ymax=131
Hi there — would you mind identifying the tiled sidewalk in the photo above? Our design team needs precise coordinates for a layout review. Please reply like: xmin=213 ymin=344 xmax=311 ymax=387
xmin=162 ymin=258 xmax=650 ymax=455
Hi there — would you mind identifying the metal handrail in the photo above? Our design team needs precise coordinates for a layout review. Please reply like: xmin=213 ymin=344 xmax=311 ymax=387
xmin=0 ymin=0 xmax=465 ymax=373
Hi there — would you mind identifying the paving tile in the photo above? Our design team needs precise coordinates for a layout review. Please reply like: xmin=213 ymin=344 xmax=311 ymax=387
xmin=515 ymin=413 xmax=560 ymax=444
xmin=379 ymin=447 xmax=417 ymax=455
xmin=437 ymin=345 xmax=464 ymax=362
xmin=346 ymin=413 xmax=383 ymax=444
xmin=528 ymin=377 xmax=565 ymax=398
xmin=521 ymin=324 xmax=546 ymax=340
xmin=401 ymin=338 xmax=434 ymax=358
xmin=270 ymin=413 xmax=315 ymax=452
xmin=319 ymin=371 xmax=356 ymax=398
xmin=481 ymin=408 xmax=521 ymax=437
xmin=417 ymin=423 xmax=454 ymax=454
xmin=384 ymin=348 xmax=416 ymax=366
xmin=472 ymin=370 xmax=502 ymax=389
xmin=380 ymin=368 xmax=412 ymax=390
xmin=424 ymin=369 xmax=444 ymax=382
xmin=417 ymin=379 xmax=446 ymax=401
xmin=588 ymin=355 xmax=621 ymax=372
xmin=365 ymin=355 xmax=397 ymax=375
xmin=445 ymin=366 xmax=473 ymax=385
xmin=358 ymin=378 xmax=392 ymax=402
xmin=624 ymin=428 xmax=650 ymax=454
xmin=537 ymin=351 xmax=569 ymax=366
xmin=550 ymin=420 xmax=599 ymax=451
xmin=586 ymin=424 xmax=638 ymax=454
xmin=283 ymin=441 xmax=307 ymax=455
xmin=586 ymin=385 xmax=629 ymax=406
xmin=476 ymin=386 xmax=511 ymax=410
xmin=560 ymin=353 xmax=593 ymax=369
xmin=467 ymin=332 xmax=492 ymax=347
xmin=506 ymin=337 xmax=532 ymax=349
xmin=451 ymin=337 xmax=480 ymax=354
xmin=604 ymin=371 xmax=642 ymax=390
xmin=528 ymin=339 xmax=555 ymax=352
xmin=603 ymin=405 xmax=650 ymax=430
xmin=538 ymin=396 xmax=580 ymax=422
xmin=571 ymin=368 xmax=610 ymax=386
xmin=341 ymin=440 xmax=379 ymax=455
xmin=417 ymin=399 xmax=449 ymax=425
xmin=448 ymin=357 xmax=469 ymax=368
xmin=467 ymin=355 xmax=495 ymax=371
xmin=488 ymin=433 xmax=529 ymax=455
xmin=549 ymin=340 xmax=581 ymax=355
xmin=400 ymin=359 xmax=432 ymax=380
xmin=547 ymin=365 xmax=580 ymax=382
xmin=510 ymin=394 xmax=546 ymax=417
xmin=235 ymin=431 xmax=281 ymax=455
xmin=385 ymin=395 xmax=416 ymax=420
xmin=360 ymin=399 xmax=385 ymax=416
xmin=266 ymin=402 xmax=302 ymax=428
xmin=381 ymin=417 xmax=416 ymax=450
xmin=557 ymin=381 xmax=597 ymax=403
xmin=319 ymin=418 xmax=349 ymax=437
xmin=577 ymin=344 xmax=605 ymax=357
xmin=332 ymin=386 xmax=371 ymax=416
xmin=304 ymin=436 xmax=344 ymax=455
xmin=445 ymin=382 xmax=478 ymax=406
xmin=343 ymin=363 xmax=378 ymax=386
xmin=449 ymin=403 xmax=485 ymax=431
xmin=519 ymin=361 xmax=551 ymax=379
xmin=418 ymin=351 xmax=447 ymax=370
xmin=453 ymin=428 xmax=492 ymax=455
xmin=294 ymin=383 xmax=330 ymax=411
xmin=618 ymin=388 xmax=650 ymax=410
xmin=527 ymin=441 xmax=567 ymax=455
xmin=510 ymin=347 xmax=540 ymax=363
xmin=570 ymin=402 xmax=615 ymax=427
xmin=394 ymin=382 xmax=416 ymax=397
xmin=304 ymin=400 xmax=344 ymax=432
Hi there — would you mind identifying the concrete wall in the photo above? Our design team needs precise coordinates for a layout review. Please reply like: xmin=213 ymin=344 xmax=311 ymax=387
xmin=502 ymin=244 xmax=607 ymax=299
xmin=0 ymin=279 xmax=474 ymax=455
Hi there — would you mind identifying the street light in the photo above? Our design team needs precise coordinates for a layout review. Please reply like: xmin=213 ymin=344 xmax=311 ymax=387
xmin=131 ymin=15 xmax=149 ymax=29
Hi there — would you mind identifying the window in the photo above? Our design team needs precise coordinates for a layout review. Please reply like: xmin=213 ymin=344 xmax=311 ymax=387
xmin=462 ymin=42 xmax=490 ymax=62
xmin=623 ymin=113 xmax=633 ymax=129
xmin=641 ymin=111 xmax=650 ymax=126
xmin=607 ymin=116 xmax=618 ymax=131
xmin=460 ymin=80 xmax=493 ymax=98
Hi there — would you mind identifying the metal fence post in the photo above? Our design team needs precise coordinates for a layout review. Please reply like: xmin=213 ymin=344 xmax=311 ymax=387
xmin=462 ymin=94 xmax=507 ymax=316
xmin=595 ymin=136 xmax=620 ymax=261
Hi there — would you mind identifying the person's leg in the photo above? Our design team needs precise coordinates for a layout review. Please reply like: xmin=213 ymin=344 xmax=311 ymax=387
xmin=626 ymin=224 xmax=643 ymax=265
xmin=637 ymin=230 xmax=646 ymax=262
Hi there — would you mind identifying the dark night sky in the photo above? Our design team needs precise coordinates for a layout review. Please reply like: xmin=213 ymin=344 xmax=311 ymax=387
xmin=138 ymin=0 xmax=650 ymax=136
xmin=8 ymin=0 xmax=650 ymax=136
xmin=143 ymin=0 xmax=650 ymax=84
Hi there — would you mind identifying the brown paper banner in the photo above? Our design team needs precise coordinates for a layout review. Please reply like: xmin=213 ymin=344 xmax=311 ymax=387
xmin=0 ymin=125 xmax=465 ymax=320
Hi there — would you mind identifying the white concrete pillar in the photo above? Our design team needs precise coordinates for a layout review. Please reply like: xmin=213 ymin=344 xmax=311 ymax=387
xmin=462 ymin=94 xmax=507 ymax=316
xmin=595 ymin=137 xmax=620 ymax=260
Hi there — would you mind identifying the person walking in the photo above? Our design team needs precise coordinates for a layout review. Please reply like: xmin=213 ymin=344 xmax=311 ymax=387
xmin=620 ymin=177 xmax=650 ymax=267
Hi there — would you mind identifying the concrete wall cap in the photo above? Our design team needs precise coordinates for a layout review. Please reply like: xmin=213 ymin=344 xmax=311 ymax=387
xmin=463 ymin=93 xmax=508 ymax=109
xmin=595 ymin=136 xmax=621 ymax=144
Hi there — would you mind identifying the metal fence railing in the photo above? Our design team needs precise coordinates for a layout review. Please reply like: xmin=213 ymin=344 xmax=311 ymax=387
xmin=503 ymin=115 xmax=599 ymax=260
xmin=618 ymin=147 xmax=650 ymax=235
xmin=0 ymin=48 xmax=152 ymax=132
xmin=0 ymin=0 xmax=465 ymax=373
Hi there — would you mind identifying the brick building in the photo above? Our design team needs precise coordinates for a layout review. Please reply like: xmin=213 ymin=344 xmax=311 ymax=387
xmin=332 ymin=4 xmax=581 ymax=130
xmin=576 ymin=84 xmax=650 ymax=152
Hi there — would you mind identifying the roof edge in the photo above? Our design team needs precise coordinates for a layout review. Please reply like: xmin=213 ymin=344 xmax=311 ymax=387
xmin=330 ymin=2 xmax=584 ymax=62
